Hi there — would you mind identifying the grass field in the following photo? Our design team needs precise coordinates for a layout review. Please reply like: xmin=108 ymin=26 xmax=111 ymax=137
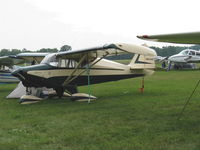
xmin=1 ymin=70 xmax=200 ymax=150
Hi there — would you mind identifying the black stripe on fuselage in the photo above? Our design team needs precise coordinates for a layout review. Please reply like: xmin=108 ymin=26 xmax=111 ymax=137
xmin=40 ymin=67 xmax=125 ymax=71
xmin=22 ymin=74 xmax=144 ymax=88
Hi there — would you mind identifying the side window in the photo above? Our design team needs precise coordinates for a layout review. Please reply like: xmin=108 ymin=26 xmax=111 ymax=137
xmin=60 ymin=59 xmax=66 ymax=67
xmin=58 ymin=59 xmax=77 ymax=68
xmin=196 ymin=52 xmax=200 ymax=56
xmin=188 ymin=51 xmax=195 ymax=55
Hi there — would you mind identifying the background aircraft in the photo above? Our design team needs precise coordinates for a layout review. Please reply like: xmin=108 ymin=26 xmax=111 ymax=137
xmin=0 ymin=56 xmax=24 ymax=83
xmin=167 ymin=49 xmax=200 ymax=63
xmin=12 ymin=43 xmax=157 ymax=103
xmin=155 ymin=49 xmax=200 ymax=71
xmin=0 ymin=53 xmax=48 ymax=83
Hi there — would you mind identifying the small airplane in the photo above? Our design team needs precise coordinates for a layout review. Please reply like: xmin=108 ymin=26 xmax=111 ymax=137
xmin=0 ymin=53 xmax=48 ymax=84
xmin=168 ymin=49 xmax=200 ymax=63
xmin=154 ymin=49 xmax=200 ymax=71
xmin=11 ymin=43 xmax=157 ymax=103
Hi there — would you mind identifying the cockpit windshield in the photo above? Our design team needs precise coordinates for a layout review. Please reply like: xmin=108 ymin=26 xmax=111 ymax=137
xmin=41 ymin=53 xmax=57 ymax=66
xmin=179 ymin=50 xmax=188 ymax=55
xmin=41 ymin=53 xmax=77 ymax=68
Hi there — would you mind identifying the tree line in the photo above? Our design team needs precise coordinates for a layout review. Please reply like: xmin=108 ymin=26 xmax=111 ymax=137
xmin=151 ymin=45 xmax=200 ymax=57
xmin=1 ymin=45 xmax=200 ymax=59
xmin=0 ymin=45 xmax=72 ymax=56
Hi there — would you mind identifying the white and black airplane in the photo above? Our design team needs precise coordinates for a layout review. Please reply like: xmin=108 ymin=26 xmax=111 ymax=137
xmin=11 ymin=43 xmax=157 ymax=103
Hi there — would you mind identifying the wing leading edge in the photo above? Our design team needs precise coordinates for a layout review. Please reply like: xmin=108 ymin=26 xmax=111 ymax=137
xmin=55 ymin=43 xmax=156 ymax=63
xmin=137 ymin=32 xmax=200 ymax=44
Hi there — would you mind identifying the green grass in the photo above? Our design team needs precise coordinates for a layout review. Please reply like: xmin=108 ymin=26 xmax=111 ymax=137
xmin=1 ymin=71 xmax=200 ymax=150
xmin=115 ymin=59 xmax=131 ymax=64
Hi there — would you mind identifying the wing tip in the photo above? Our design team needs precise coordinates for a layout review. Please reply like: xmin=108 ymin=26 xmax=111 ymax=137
xmin=137 ymin=35 xmax=150 ymax=39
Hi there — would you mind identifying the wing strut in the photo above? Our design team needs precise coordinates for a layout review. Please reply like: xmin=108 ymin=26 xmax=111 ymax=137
xmin=62 ymin=55 xmax=87 ymax=86
xmin=62 ymin=52 xmax=109 ymax=87
xmin=86 ymin=55 xmax=91 ymax=103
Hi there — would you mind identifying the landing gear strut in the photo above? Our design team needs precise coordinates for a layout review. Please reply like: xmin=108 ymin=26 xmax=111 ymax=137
xmin=55 ymin=87 xmax=64 ymax=98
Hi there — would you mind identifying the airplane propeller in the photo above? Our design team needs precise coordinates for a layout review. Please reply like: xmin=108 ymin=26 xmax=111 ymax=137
xmin=156 ymin=56 xmax=171 ymax=71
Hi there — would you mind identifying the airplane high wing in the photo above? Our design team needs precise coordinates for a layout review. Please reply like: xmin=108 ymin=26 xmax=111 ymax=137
xmin=137 ymin=32 xmax=200 ymax=44
xmin=52 ymin=43 xmax=156 ymax=67
xmin=55 ymin=43 xmax=155 ymax=59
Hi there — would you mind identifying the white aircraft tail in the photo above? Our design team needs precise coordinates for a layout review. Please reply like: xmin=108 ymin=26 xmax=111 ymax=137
xmin=129 ymin=54 xmax=156 ymax=70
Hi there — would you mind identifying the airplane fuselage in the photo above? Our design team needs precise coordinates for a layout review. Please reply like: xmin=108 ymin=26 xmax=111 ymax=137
xmin=168 ymin=49 xmax=200 ymax=63
xmin=12 ymin=59 xmax=150 ymax=88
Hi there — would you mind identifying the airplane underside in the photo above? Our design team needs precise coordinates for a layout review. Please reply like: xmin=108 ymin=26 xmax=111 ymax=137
xmin=14 ymin=73 xmax=144 ymax=101
xmin=20 ymin=73 xmax=145 ymax=88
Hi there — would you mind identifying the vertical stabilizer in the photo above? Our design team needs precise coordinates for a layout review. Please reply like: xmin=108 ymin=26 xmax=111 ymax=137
xmin=129 ymin=54 xmax=156 ymax=69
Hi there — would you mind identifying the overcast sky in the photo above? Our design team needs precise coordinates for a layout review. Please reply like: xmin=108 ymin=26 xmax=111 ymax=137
xmin=0 ymin=0 xmax=200 ymax=50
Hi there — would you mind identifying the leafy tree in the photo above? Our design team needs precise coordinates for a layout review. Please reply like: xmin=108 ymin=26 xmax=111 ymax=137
xmin=150 ymin=46 xmax=188 ymax=57
xmin=37 ymin=48 xmax=58 ymax=53
xmin=60 ymin=45 xmax=72 ymax=52
xmin=0 ymin=49 xmax=9 ymax=56
xmin=10 ymin=49 xmax=22 ymax=55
